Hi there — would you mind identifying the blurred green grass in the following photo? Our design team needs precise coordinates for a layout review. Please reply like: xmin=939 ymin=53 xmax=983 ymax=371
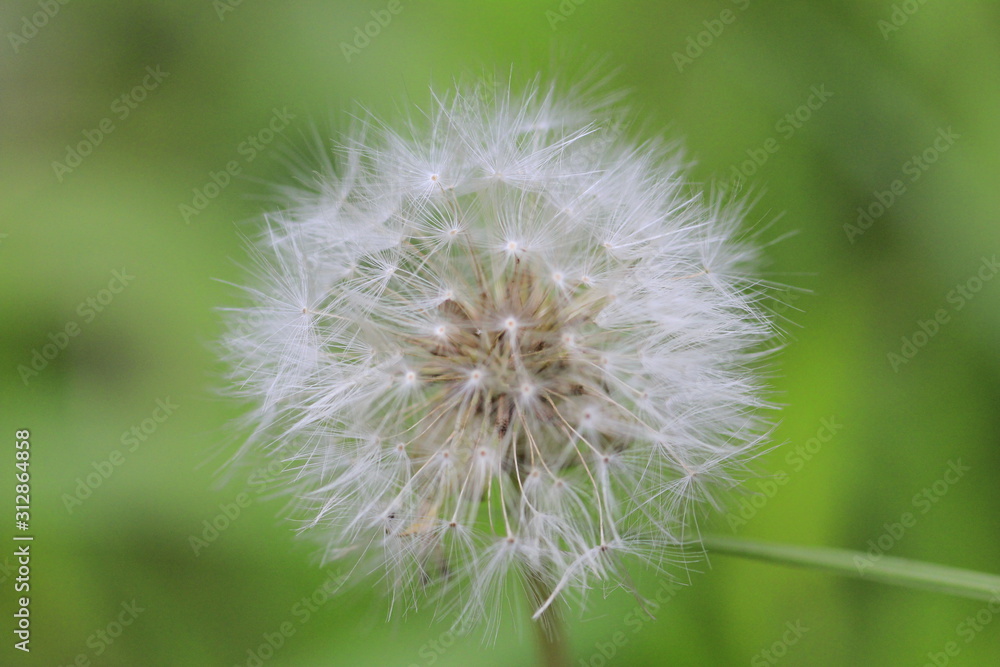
xmin=2 ymin=1 xmax=999 ymax=665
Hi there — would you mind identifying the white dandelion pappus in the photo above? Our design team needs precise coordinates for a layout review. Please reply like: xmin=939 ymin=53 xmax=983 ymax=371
xmin=222 ymin=75 xmax=775 ymax=633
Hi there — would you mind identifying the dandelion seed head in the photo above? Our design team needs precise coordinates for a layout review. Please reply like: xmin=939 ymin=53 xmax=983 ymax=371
xmin=222 ymin=75 xmax=776 ymax=632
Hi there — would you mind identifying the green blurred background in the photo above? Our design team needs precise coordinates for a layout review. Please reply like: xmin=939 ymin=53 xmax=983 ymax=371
xmin=2 ymin=1 xmax=999 ymax=665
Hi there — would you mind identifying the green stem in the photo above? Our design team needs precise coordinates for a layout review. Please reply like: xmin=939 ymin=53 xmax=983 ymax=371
xmin=527 ymin=572 xmax=571 ymax=667
xmin=702 ymin=535 xmax=1000 ymax=602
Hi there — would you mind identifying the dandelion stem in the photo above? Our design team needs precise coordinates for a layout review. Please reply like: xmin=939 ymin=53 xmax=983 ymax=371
xmin=527 ymin=572 xmax=571 ymax=667
xmin=702 ymin=535 xmax=1000 ymax=601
